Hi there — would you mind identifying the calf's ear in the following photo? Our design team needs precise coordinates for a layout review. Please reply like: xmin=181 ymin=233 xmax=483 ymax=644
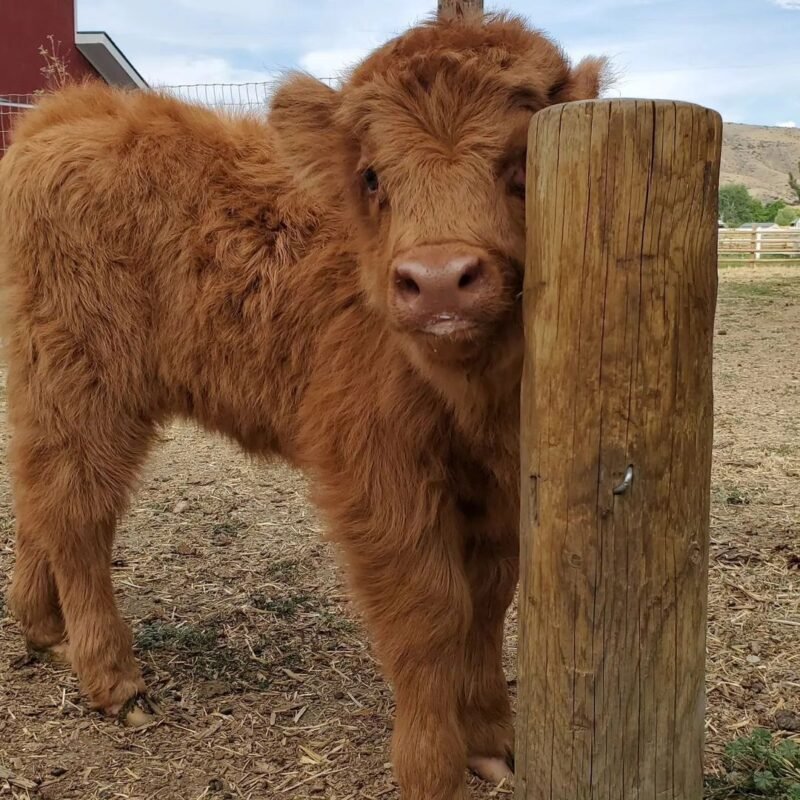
xmin=551 ymin=56 xmax=612 ymax=103
xmin=270 ymin=74 xmax=344 ymax=205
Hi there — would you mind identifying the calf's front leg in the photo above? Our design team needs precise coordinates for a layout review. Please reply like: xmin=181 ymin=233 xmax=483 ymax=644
xmin=462 ymin=535 xmax=518 ymax=785
xmin=334 ymin=504 xmax=472 ymax=800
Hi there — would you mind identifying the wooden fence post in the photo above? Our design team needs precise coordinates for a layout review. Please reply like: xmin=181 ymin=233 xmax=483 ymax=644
xmin=437 ymin=0 xmax=483 ymax=19
xmin=517 ymin=99 xmax=722 ymax=799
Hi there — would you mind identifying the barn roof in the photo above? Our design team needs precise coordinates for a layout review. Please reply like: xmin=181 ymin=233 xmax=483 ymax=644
xmin=75 ymin=31 xmax=148 ymax=89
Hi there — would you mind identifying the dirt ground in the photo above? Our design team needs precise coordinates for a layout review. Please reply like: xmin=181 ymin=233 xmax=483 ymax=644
xmin=1 ymin=265 xmax=798 ymax=799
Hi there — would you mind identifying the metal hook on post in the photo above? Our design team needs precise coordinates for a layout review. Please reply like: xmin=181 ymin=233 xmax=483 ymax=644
xmin=613 ymin=465 xmax=635 ymax=496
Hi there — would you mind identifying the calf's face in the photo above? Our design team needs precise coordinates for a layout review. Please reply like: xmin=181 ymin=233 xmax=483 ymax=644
xmin=271 ymin=13 xmax=606 ymax=363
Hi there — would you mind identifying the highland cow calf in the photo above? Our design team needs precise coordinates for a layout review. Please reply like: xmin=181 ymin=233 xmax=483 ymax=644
xmin=0 ymin=12 xmax=604 ymax=799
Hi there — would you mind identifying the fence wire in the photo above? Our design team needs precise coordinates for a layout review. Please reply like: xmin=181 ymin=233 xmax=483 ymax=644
xmin=1 ymin=79 xmax=338 ymax=154
xmin=161 ymin=79 xmax=336 ymax=112
xmin=3 ymin=85 xmax=799 ymax=268
xmin=0 ymin=95 xmax=35 ymax=153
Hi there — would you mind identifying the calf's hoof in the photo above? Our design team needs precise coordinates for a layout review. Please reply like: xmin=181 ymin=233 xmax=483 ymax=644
xmin=468 ymin=754 xmax=514 ymax=785
xmin=25 ymin=638 xmax=72 ymax=665
xmin=117 ymin=693 xmax=158 ymax=727
xmin=465 ymin=717 xmax=514 ymax=785
xmin=83 ymin=664 xmax=148 ymax=721
xmin=16 ymin=614 xmax=67 ymax=654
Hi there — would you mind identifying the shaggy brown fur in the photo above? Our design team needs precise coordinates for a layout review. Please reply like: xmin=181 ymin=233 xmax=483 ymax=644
xmin=0 ymin=12 xmax=605 ymax=799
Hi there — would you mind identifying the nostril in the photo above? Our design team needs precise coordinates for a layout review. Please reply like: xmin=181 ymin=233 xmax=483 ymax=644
xmin=457 ymin=262 xmax=483 ymax=290
xmin=397 ymin=275 xmax=421 ymax=296
xmin=458 ymin=271 xmax=473 ymax=289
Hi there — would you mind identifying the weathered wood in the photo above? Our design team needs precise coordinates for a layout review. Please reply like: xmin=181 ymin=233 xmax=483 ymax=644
xmin=517 ymin=99 xmax=722 ymax=800
xmin=437 ymin=0 xmax=483 ymax=20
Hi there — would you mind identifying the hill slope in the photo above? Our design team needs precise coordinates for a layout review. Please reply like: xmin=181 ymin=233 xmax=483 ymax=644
xmin=722 ymin=123 xmax=800 ymax=202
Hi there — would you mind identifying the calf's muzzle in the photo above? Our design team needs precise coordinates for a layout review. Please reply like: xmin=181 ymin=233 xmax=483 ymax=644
xmin=390 ymin=244 xmax=500 ymax=336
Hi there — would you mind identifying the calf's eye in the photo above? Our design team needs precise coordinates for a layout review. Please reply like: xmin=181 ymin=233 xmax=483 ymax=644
xmin=363 ymin=167 xmax=380 ymax=194
xmin=510 ymin=162 xmax=526 ymax=198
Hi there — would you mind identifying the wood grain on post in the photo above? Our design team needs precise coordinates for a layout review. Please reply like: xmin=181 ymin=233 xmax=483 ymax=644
xmin=517 ymin=100 xmax=722 ymax=800
xmin=437 ymin=0 xmax=483 ymax=20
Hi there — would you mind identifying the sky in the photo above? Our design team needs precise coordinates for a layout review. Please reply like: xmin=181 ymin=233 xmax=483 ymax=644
xmin=78 ymin=0 xmax=800 ymax=127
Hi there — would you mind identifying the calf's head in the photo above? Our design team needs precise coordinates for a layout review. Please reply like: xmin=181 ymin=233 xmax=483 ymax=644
xmin=271 ymin=13 xmax=607 ymax=362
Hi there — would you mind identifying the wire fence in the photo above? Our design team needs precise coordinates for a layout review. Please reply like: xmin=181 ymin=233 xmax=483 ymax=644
xmin=1 ymin=80 xmax=338 ymax=154
xmin=162 ymin=78 xmax=336 ymax=111
xmin=0 ymin=95 xmax=35 ymax=153
xmin=163 ymin=81 xmax=276 ymax=111
xmin=3 ymin=84 xmax=800 ymax=267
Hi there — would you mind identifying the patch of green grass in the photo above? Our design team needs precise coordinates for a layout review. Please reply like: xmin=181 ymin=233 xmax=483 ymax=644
xmin=135 ymin=621 xmax=218 ymax=653
xmin=719 ymin=259 xmax=800 ymax=270
xmin=248 ymin=632 xmax=306 ymax=672
xmin=726 ymin=282 xmax=777 ymax=297
xmin=135 ymin=621 xmax=267 ymax=687
xmin=319 ymin=609 xmax=358 ymax=635
xmin=211 ymin=520 xmax=243 ymax=538
xmin=266 ymin=559 xmax=299 ymax=581
xmin=719 ymin=258 xmax=762 ymax=270
xmin=722 ymin=485 xmax=751 ymax=506
xmin=721 ymin=281 xmax=798 ymax=300
xmin=277 ymin=650 xmax=304 ymax=670
xmin=249 ymin=592 xmax=312 ymax=618
xmin=705 ymin=730 xmax=800 ymax=799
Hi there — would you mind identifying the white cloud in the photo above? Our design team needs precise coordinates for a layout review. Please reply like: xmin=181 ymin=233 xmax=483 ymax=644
xmin=299 ymin=47 xmax=372 ymax=81
xmin=531 ymin=0 xmax=661 ymax=22
xmin=777 ymin=121 xmax=798 ymax=127
xmin=74 ymin=0 xmax=798 ymax=126
xmin=79 ymin=0 xmax=433 ymax=55
xmin=141 ymin=55 xmax=278 ymax=89
xmin=615 ymin=66 xmax=760 ymax=108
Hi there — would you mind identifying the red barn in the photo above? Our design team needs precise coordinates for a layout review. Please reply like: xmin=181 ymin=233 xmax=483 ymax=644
xmin=1 ymin=0 xmax=147 ymax=152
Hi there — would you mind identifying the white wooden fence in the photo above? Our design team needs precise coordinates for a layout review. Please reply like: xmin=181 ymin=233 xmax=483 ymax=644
xmin=718 ymin=228 xmax=800 ymax=266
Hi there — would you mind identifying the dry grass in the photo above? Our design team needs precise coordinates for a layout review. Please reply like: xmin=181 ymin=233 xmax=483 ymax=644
xmin=36 ymin=35 xmax=72 ymax=93
xmin=1 ymin=266 xmax=798 ymax=799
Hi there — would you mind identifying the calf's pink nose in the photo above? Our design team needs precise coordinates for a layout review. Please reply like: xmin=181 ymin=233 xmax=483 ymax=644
xmin=392 ymin=246 xmax=492 ymax=324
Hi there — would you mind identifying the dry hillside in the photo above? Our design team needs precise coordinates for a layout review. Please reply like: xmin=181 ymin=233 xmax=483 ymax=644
xmin=722 ymin=122 xmax=800 ymax=202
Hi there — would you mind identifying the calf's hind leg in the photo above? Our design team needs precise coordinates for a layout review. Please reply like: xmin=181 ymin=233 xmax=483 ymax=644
xmin=9 ymin=415 xmax=156 ymax=722
xmin=8 ymin=520 xmax=66 ymax=654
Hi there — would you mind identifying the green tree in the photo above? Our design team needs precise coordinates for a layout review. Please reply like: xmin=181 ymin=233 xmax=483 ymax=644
xmin=719 ymin=184 xmax=759 ymax=227
xmin=775 ymin=206 xmax=800 ymax=226
xmin=759 ymin=199 xmax=787 ymax=222
xmin=789 ymin=159 xmax=800 ymax=204
xmin=719 ymin=185 xmax=787 ymax=226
